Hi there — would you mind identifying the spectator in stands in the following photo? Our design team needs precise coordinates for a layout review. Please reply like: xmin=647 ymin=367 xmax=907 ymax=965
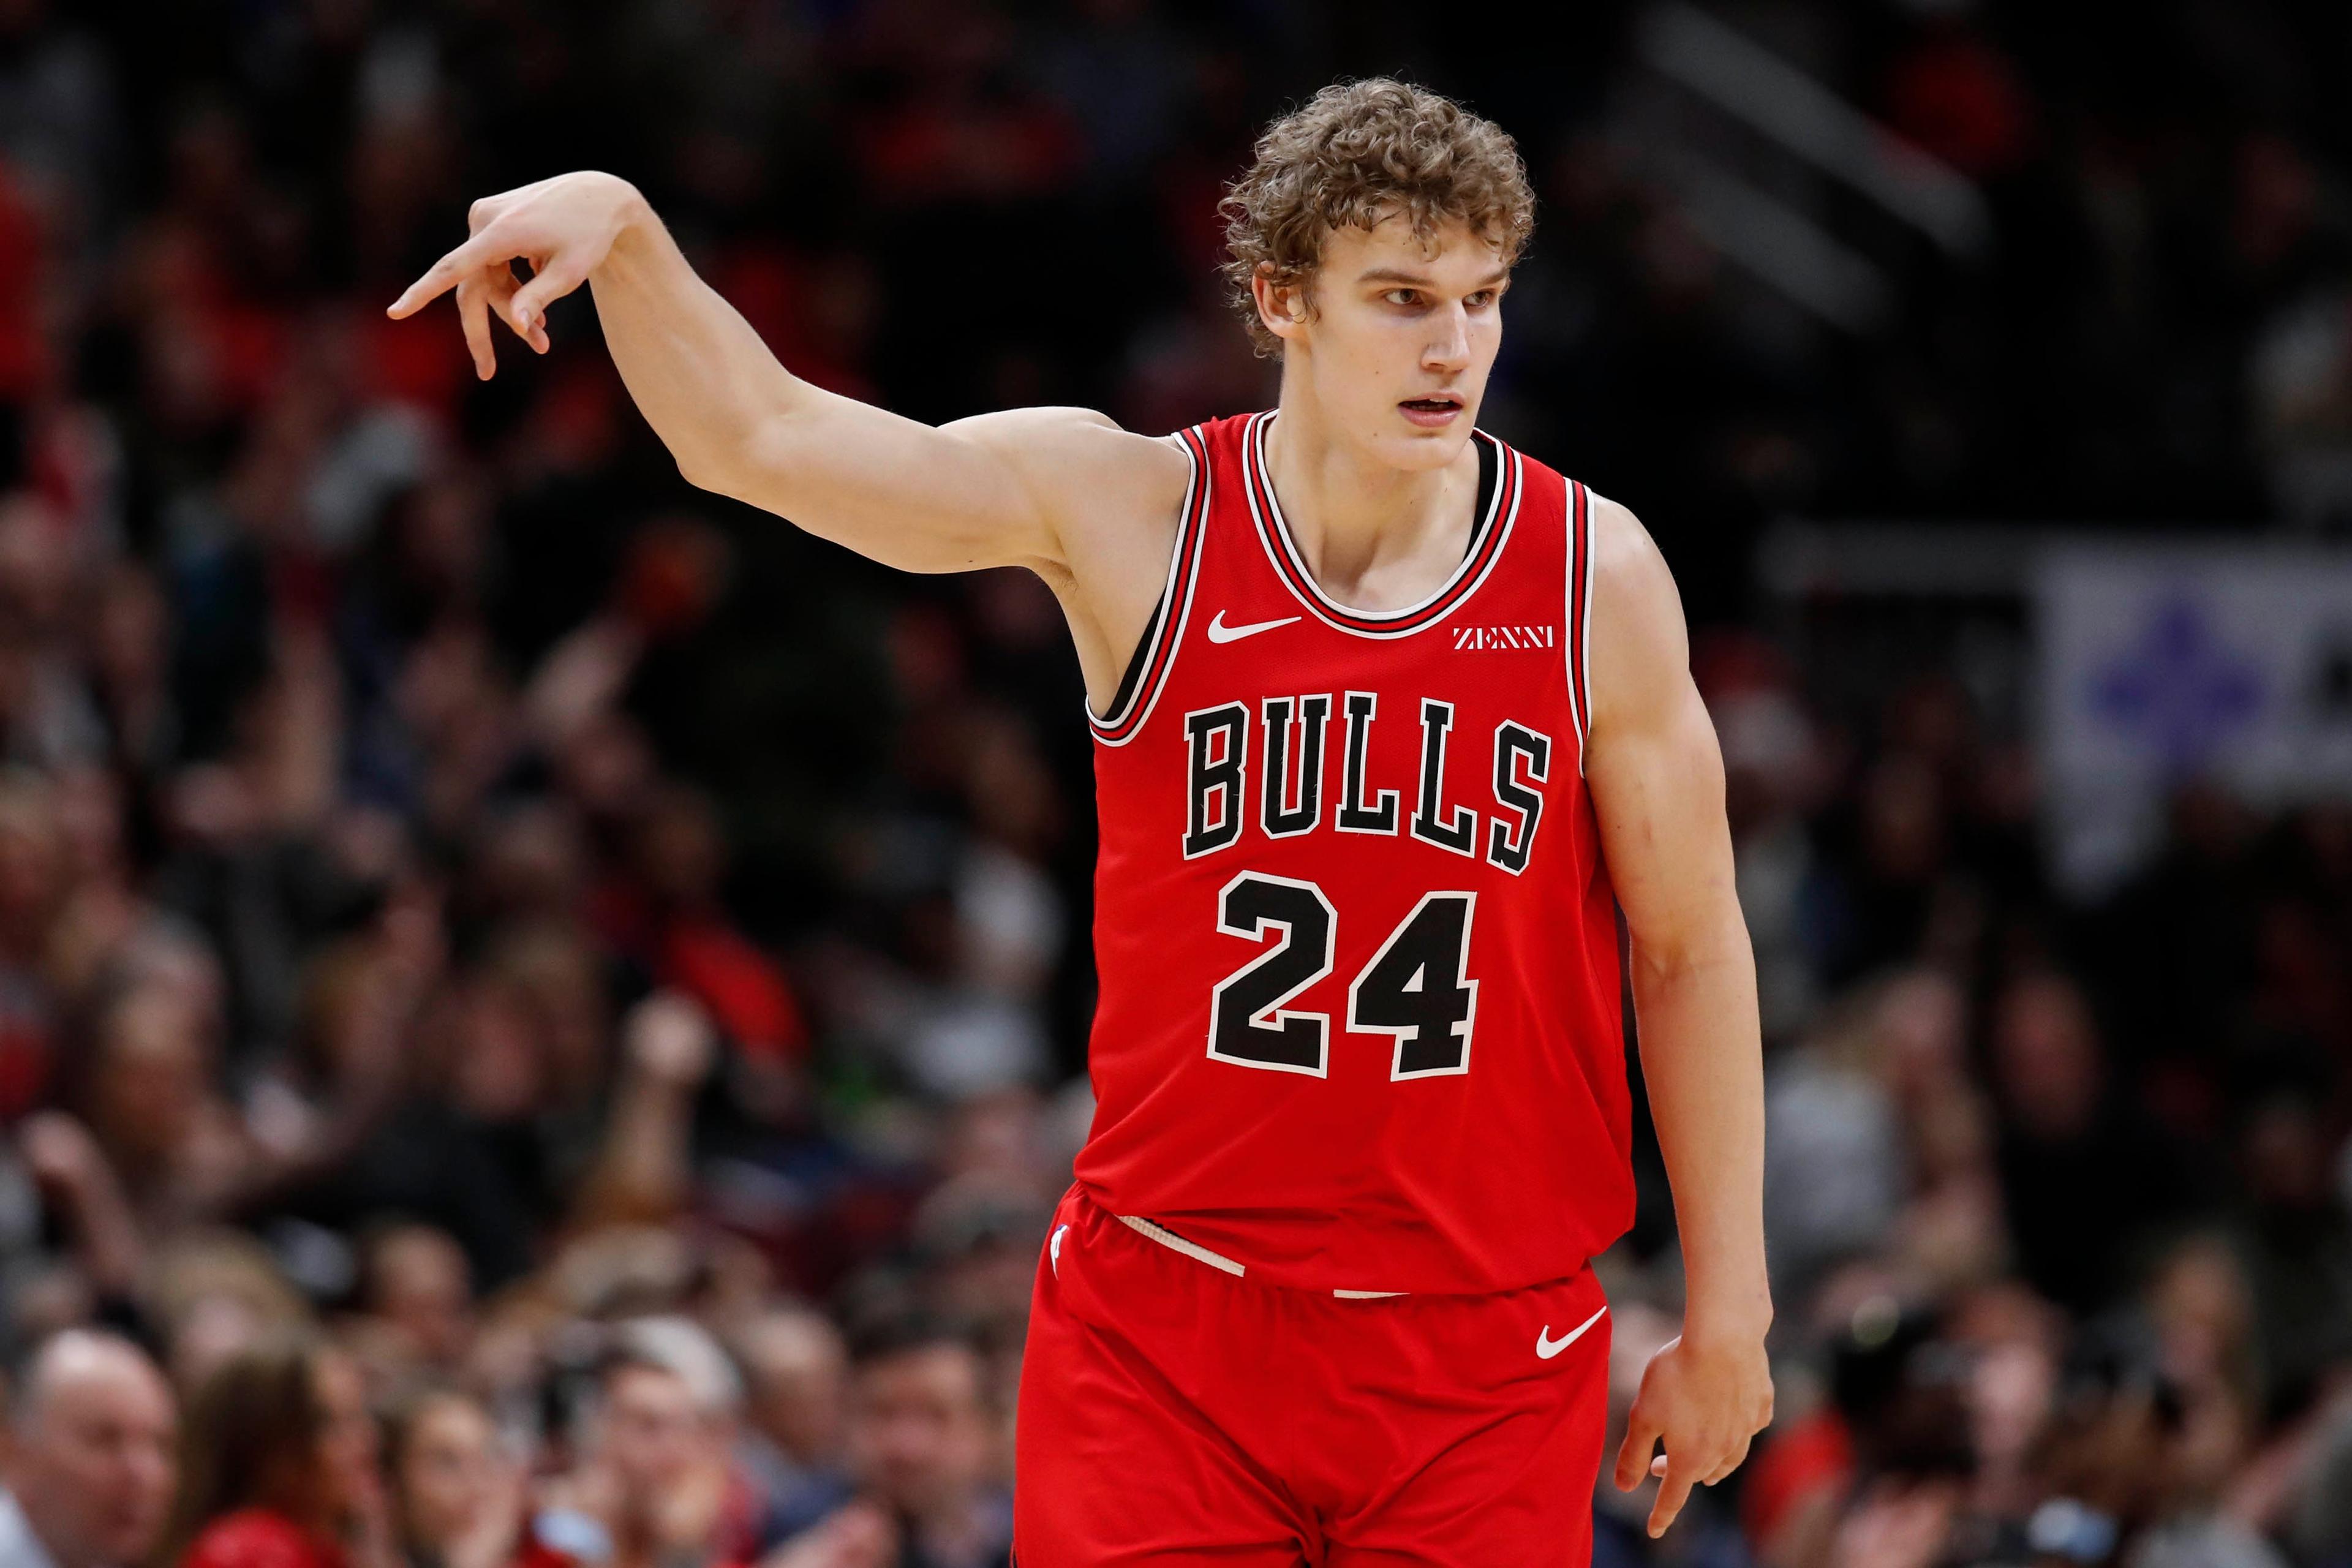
xmin=731 ymin=1310 xmax=853 ymax=1544
xmin=161 ymin=1333 xmax=390 ymax=1568
xmin=0 ymin=1330 xmax=176 ymax=1568
xmin=73 ymin=980 xmax=246 ymax=1238
xmin=382 ymin=1390 xmax=538 ymax=1568
xmin=145 ymin=1232 xmax=314 ymax=1398
xmin=1989 ymin=971 xmax=2192 ymax=1314
xmin=540 ymin=1319 xmax=758 ymax=1568
xmin=353 ymin=1226 xmax=474 ymax=1378
xmin=808 ymin=1317 xmax=1011 ymax=1568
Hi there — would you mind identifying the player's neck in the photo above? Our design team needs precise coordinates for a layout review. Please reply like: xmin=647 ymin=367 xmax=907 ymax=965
xmin=1262 ymin=378 xmax=1479 ymax=611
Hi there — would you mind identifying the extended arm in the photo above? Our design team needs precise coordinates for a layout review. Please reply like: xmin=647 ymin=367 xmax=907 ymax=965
xmin=1581 ymin=495 xmax=1773 ymax=1536
xmin=386 ymin=173 xmax=1183 ymax=591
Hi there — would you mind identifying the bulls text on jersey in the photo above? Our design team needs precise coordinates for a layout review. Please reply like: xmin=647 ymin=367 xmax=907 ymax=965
xmin=1180 ymin=693 xmax=1552 ymax=876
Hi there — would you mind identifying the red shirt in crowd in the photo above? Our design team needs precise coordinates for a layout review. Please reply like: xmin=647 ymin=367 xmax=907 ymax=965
xmin=179 ymin=1510 xmax=346 ymax=1568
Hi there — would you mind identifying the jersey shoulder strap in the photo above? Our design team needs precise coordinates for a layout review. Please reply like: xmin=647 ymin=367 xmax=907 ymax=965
xmin=1086 ymin=422 xmax=1217 ymax=747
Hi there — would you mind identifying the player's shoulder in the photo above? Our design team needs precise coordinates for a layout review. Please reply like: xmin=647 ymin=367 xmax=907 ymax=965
xmin=1580 ymin=487 xmax=1675 ymax=606
xmin=1490 ymin=443 xmax=1663 ymax=586
xmin=945 ymin=403 xmax=1122 ymax=440
xmin=1576 ymin=487 xmax=1690 ymax=723
xmin=944 ymin=405 xmax=1182 ymax=466
xmin=945 ymin=406 xmax=1193 ymax=516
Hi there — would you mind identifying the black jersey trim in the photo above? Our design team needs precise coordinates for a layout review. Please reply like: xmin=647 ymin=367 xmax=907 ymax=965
xmin=1468 ymin=431 xmax=1498 ymax=560
xmin=1565 ymin=478 xmax=1594 ymax=772
xmin=1107 ymin=424 xmax=1347 ymax=711
xmin=1242 ymin=411 xmax=1521 ymax=638
xmin=1103 ymin=589 xmax=1163 ymax=719
xmin=1087 ymin=426 xmax=1212 ymax=745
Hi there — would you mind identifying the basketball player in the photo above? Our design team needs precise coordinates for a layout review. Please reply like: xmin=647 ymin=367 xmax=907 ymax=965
xmin=393 ymin=79 xmax=1771 ymax=1564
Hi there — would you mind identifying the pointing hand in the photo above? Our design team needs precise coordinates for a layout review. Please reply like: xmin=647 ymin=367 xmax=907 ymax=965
xmin=387 ymin=170 xmax=643 ymax=379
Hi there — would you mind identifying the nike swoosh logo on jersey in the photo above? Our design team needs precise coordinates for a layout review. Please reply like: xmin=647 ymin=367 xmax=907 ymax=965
xmin=1205 ymin=611 xmax=1301 ymax=644
xmin=1049 ymin=1223 xmax=1068 ymax=1276
xmin=1536 ymin=1305 xmax=1608 ymax=1360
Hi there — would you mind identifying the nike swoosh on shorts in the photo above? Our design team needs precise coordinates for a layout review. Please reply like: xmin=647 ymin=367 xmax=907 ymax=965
xmin=1536 ymin=1304 xmax=1609 ymax=1359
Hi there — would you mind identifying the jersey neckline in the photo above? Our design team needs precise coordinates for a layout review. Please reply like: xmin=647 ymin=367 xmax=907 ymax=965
xmin=1241 ymin=411 xmax=1521 ymax=638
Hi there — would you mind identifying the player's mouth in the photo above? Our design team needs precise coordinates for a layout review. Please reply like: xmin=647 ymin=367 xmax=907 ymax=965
xmin=1398 ymin=394 xmax=1465 ymax=428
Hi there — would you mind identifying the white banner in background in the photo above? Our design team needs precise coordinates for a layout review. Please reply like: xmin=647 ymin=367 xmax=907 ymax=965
xmin=2036 ymin=545 xmax=2352 ymax=895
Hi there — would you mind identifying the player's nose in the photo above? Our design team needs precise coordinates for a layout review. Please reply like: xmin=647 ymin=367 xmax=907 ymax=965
xmin=1423 ymin=306 xmax=1472 ymax=370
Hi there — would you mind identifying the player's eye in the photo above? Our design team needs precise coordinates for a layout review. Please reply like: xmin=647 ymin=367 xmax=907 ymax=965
xmin=1383 ymin=288 xmax=1421 ymax=307
xmin=1466 ymin=290 xmax=1498 ymax=309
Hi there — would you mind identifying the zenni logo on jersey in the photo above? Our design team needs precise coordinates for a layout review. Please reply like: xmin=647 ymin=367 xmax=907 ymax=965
xmin=1452 ymin=624 xmax=1556 ymax=650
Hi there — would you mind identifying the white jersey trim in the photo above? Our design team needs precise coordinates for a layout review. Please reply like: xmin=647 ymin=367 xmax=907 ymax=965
xmin=1243 ymin=412 xmax=1521 ymax=638
xmin=1117 ymin=1213 xmax=1411 ymax=1296
xmin=1117 ymin=1214 xmax=1245 ymax=1275
xmin=1566 ymin=480 xmax=1596 ymax=775
xmin=1087 ymin=428 xmax=1210 ymax=747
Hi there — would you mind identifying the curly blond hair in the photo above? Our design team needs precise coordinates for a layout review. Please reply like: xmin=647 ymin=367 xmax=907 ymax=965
xmin=1220 ymin=78 xmax=1536 ymax=356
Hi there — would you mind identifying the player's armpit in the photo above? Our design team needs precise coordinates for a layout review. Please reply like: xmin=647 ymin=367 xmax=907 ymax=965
xmin=935 ymin=405 xmax=1194 ymax=584
xmin=720 ymin=399 xmax=1193 ymax=708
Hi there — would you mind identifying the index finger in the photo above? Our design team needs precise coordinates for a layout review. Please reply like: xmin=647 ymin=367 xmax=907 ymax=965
xmin=387 ymin=232 xmax=511 ymax=319
xmin=1646 ymin=1454 xmax=1699 ymax=1539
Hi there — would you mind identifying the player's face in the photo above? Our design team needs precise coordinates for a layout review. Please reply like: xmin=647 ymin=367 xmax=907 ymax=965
xmin=1274 ymin=216 xmax=1508 ymax=470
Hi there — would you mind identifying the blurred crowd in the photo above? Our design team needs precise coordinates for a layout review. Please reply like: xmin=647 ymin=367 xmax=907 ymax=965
xmin=0 ymin=2 xmax=2343 ymax=1568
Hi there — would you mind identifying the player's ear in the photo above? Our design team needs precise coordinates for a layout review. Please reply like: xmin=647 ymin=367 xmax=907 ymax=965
xmin=1253 ymin=264 xmax=1308 ymax=345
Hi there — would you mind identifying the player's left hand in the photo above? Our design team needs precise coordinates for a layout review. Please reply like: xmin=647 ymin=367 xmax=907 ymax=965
xmin=1612 ymin=1328 xmax=1774 ymax=1537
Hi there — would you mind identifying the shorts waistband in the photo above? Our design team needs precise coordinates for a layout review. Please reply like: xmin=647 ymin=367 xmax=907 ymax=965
xmin=1114 ymin=1213 xmax=1408 ymax=1298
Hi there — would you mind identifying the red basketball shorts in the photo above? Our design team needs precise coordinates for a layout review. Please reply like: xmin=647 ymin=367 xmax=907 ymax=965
xmin=1013 ymin=1183 xmax=1611 ymax=1566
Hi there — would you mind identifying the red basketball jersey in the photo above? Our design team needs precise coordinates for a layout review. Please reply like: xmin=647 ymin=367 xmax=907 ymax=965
xmin=1072 ymin=411 xmax=1632 ymax=1295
